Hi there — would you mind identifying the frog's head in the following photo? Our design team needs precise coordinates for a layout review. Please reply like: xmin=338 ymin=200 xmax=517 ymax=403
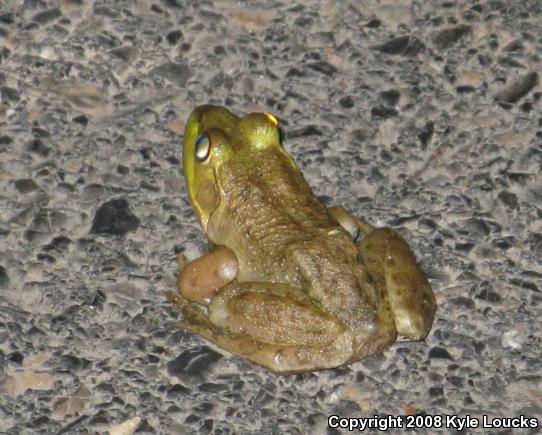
xmin=182 ymin=105 xmax=282 ymax=231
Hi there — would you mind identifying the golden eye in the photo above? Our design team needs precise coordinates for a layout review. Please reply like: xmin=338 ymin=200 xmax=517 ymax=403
xmin=265 ymin=113 xmax=279 ymax=126
xmin=194 ymin=134 xmax=211 ymax=162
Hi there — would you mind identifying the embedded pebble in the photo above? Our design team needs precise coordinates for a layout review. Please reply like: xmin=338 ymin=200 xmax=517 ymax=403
xmin=14 ymin=179 xmax=39 ymax=193
xmin=379 ymin=89 xmax=400 ymax=107
xmin=90 ymin=198 xmax=140 ymax=235
xmin=494 ymin=71 xmax=539 ymax=103
xmin=149 ymin=62 xmax=192 ymax=87
xmin=32 ymin=8 xmax=62 ymax=24
xmin=0 ymin=265 xmax=8 ymax=287
xmin=371 ymin=105 xmax=398 ymax=118
xmin=432 ymin=24 xmax=472 ymax=49
xmin=371 ymin=35 xmax=425 ymax=56
xmin=167 ymin=346 xmax=223 ymax=382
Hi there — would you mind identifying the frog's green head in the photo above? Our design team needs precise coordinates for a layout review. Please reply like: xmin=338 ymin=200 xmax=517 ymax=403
xmin=182 ymin=105 xmax=282 ymax=230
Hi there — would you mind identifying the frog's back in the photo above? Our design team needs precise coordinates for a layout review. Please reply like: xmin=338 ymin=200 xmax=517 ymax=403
xmin=208 ymin=148 xmax=340 ymax=273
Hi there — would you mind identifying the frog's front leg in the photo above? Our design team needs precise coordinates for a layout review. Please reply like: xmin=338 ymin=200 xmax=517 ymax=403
xmin=329 ymin=206 xmax=436 ymax=340
xmin=166 ymin=246 xmax=239 ymax=331
xmin=177 ymin=245 xmax=239 ymax=305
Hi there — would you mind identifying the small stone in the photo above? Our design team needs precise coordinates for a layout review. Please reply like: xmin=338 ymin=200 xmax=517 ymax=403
xmin=306 ymin=61 xmax=338 ymax=76
xmin=379 ymin=89 xmax=400 ymax=106
xmin=26 ymin=139 xmax=50 ymax=157
xmin=32 ymin=127 xmax=51 ymax=138
xmin=7 ymin=351 xmax=24 ymax=365
xmin=519 ymin=101 xmax=533 ymax=113
xmin=456 ymin=85 xmax=475 ymax=94
xmin=433 ymin=24 xmax=472 ymax=49
xmin=509 ymin=277 xmax=539 ymax=293
xmin=150 ymin=62 xmax=191 ymax=87
xmin=417 ymin=121 xmax=434 ymax=146
xmin=89 ymin=290 xmax=106 ymax=310
xmin=0 ymin=265 xmax=9 ymax=287
xmin=198 ymin=382 xmax=228 ymax=393
xmin=339 ymin=96 xmax=354 ymax=108
xmin=372 ymin=35 xmax=424 ymax=56
xmin=0 ymin=86 xmax=20 ymax=102
xmin=166 ymin=30 xmax=183 ymax=45
xmin=93 ymin=5 xmax=119 ymax=18
xmin=371 ymin=105 xmax=398 ymax=118
xmin=72 ymin=114 xmax=89 ymax=125
xmin=90 ymin=198 xmax=140 ymax=235
xmin=429 ymin=386 xmax=444 ymax=397
xmin=498 ymin=56 xmax=524 ymax=68
xmin=117 ymin=165 xmax=129 ymax=175
xmin=463 ymin=217 xmax=491 ymax=236
xmin=286 ymin=125 xmax=322 ymax=139
xmin=150 ymin=4 xmax=165 ymax=14
xmin=429 ymin=346 xmax=452 ymax=359
xmin=161 ymin=0 xmax=182 ymax=7
xmin=285 ymin=67 xmax=307 ymax=78
xmin=60 ymin=354 xmax=91 ymax=371
xmin=167 ymin=346 xmax=222 ymax=381
xmin=505 ymin=40 xmax=524 ymax=52
xmin=476 ymin=287 xmax=502 ymax=303
xmin=366 ymin=18 xmax=381 ymax=28
xmin=32 ymin=7 xmax=62 ymax=24
xmin=494 ymin=72 xmax=539 ymax=103
xmin=0 ymin=135 xmax=13 ymax=145
xmin=14 ymin=178 xmax=39 ymax=193
xmin=43 ymin=235 xmax=72 ymax=253
xmin=494 ymin=237 xmax=514 ymax=249
xmin=109 ymin=46 xmax=135 ymax=62
xmin=0 ymin=12 xmax=15 ymax=24
xmin=449 ymin=296 xmax=475 ymax=309
xmin=455 ymin=242 xmax=475 ymax=254
xmin=498 ymin=191 xmax=518 ymax=209
xmin=166 ymin=384 xmax=191 ymax=399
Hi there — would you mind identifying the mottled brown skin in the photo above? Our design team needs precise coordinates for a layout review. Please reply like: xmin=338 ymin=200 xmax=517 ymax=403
xmin=169 ymin=105 xmax=437 ymax=373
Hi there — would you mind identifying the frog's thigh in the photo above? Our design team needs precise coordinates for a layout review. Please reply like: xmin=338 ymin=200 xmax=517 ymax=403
xmin=177 ymin=245 xmax=239 ymax=305
xmin=328 ymin=205 xmax=374 ymax=239
xmin=209 ymin=282 xmax=346 ymax=347
xmin=359 ymin=228 xmax=436 ymax=339
xmin=173 ymin=317 xmax=352 ymax=373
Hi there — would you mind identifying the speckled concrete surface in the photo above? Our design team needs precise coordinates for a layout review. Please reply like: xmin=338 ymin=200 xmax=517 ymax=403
xmin=0 ymin=0 xmax=541 ymax=433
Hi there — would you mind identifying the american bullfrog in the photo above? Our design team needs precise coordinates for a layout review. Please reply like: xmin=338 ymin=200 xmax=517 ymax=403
xmin=168 ymin=105 xmax=436 ymax=373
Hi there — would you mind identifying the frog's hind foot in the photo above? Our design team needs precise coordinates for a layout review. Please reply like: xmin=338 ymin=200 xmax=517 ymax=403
xmin=166 ymin=290 xmax=217 ymax=331
xmin=328 ymin=205 xmax=375 ymax=240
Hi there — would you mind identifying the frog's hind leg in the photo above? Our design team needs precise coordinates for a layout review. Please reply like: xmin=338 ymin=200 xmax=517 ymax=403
xmin=328 ymin=206 xmax=436 ymax=339
xmin=173 ymin=282 xmax=354 ymax=373
xmin=359 ymin=228 xmax=436 ymax=339
xmin=169 ymin=317 xmax=353 ymax=374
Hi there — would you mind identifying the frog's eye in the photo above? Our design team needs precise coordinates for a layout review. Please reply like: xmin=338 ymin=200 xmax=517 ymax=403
xmin=264 ymin=113 xmax=279 ymax=127
xmin=194 ymin=134 xmax=211 ymax=162
xmin=264 ymin=112 xmax=284 ymax=145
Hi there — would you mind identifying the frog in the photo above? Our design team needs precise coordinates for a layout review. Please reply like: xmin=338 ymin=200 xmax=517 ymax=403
xmin=167 ymin=105 xmax=437 ymax=374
